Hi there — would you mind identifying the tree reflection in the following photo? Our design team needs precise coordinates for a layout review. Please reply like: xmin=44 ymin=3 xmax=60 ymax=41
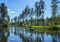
xmin=36 ymin=32 xmax=42 ymax=42
xmin=9 ymin=27 xmax=60 ymax=42
xmin=57 ymin=32 xmax=60 ymax=42
xmin=0 ymin=27 xmax=9 ymax=42
xmin=14 ymin=27 xmax=17 ymax=35
xmin=19 ymin=29 xmax=44 ymax=42
xmin=52 ymin=32 xmax=57 ymax=42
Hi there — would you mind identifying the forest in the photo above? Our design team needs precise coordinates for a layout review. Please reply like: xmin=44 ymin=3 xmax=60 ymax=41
xmin=0 ymin=0 xmax=60 ymax=42
xmin=11 ymin=0 xmax=60 ymax=27
xmin=0 ymin=0 xmax=60 ymax=29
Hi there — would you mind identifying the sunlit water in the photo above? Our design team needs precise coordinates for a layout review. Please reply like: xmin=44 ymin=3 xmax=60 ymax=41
xmin=0 ymin=27 xmax=60 ymax=42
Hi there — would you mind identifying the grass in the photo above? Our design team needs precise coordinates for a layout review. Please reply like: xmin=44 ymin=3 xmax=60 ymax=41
xmin=31 ymin=25 xmax=60 ymax=32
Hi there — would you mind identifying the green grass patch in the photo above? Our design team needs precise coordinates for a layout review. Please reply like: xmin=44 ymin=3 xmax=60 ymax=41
xmin=31 ymin=25 xmax=60 ymax=32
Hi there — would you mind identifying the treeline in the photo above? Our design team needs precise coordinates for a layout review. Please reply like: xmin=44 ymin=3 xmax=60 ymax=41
xmin=12 ymin=0 xmax=60 ymax=26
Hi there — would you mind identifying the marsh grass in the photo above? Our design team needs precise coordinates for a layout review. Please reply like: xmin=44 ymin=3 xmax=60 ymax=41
xmin=31 ymin=25 xmax=60 ymax=32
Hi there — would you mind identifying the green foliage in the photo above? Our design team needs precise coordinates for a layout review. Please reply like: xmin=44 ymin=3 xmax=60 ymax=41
xmin=11 ymin=0 xmax=60 ymax=26
xmin=49 ymin=26 xmax=59 ymax=31
xmin=0 ymin=3 xmax=8 ymax=21
xmin=31 ymin=25 xmax=60 ymax=32
xmin=0 ymin=3 xmax=10 ymax=26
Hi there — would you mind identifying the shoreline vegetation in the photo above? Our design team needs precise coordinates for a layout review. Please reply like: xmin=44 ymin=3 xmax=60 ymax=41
xmin=0 ymin=1 xmax=60 ymax=34
xmin=25 ymin=25 xmax=60 ymax=33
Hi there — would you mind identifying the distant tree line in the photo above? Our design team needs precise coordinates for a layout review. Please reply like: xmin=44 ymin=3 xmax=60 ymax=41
xmin=12 ymin=0 xmax=60 ymax=26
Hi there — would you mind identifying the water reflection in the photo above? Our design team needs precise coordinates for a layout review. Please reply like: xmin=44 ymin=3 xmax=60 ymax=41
xmin=0 ymin=27 xmax=60 ymax=42
xmin=0 ymin=27 xmax=9 ymax=42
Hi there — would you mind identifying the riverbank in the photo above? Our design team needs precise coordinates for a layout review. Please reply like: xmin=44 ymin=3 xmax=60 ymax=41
xmin=32 ymin=25 xmax=60 ymax=32
xmin=25 ymin=25 xmax=60 ymax=32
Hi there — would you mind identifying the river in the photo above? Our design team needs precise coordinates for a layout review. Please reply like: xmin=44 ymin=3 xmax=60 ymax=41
xmin=0 ymin=27 xmax=60 ymax=42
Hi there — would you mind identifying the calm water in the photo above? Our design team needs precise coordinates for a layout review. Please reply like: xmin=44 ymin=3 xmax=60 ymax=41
xmin=0 ymin=27 xmax=60 ymax=42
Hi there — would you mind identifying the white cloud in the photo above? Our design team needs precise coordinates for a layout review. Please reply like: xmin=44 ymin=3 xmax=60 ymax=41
xmin=7 ymin=9 xmax=10 ymax=11
xmin=7 ymin=9 xmax=15 ymax=14
xmin=9 ymin=11 xmax=15 ymax=14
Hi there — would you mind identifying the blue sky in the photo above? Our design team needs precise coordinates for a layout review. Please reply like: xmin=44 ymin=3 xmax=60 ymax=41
xmin=0 ymin=0 xmax=60 ymax=20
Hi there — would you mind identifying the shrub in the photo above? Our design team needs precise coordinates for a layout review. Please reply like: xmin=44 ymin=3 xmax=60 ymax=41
xmin=49 ymin=26 xmax=59 ymax=31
